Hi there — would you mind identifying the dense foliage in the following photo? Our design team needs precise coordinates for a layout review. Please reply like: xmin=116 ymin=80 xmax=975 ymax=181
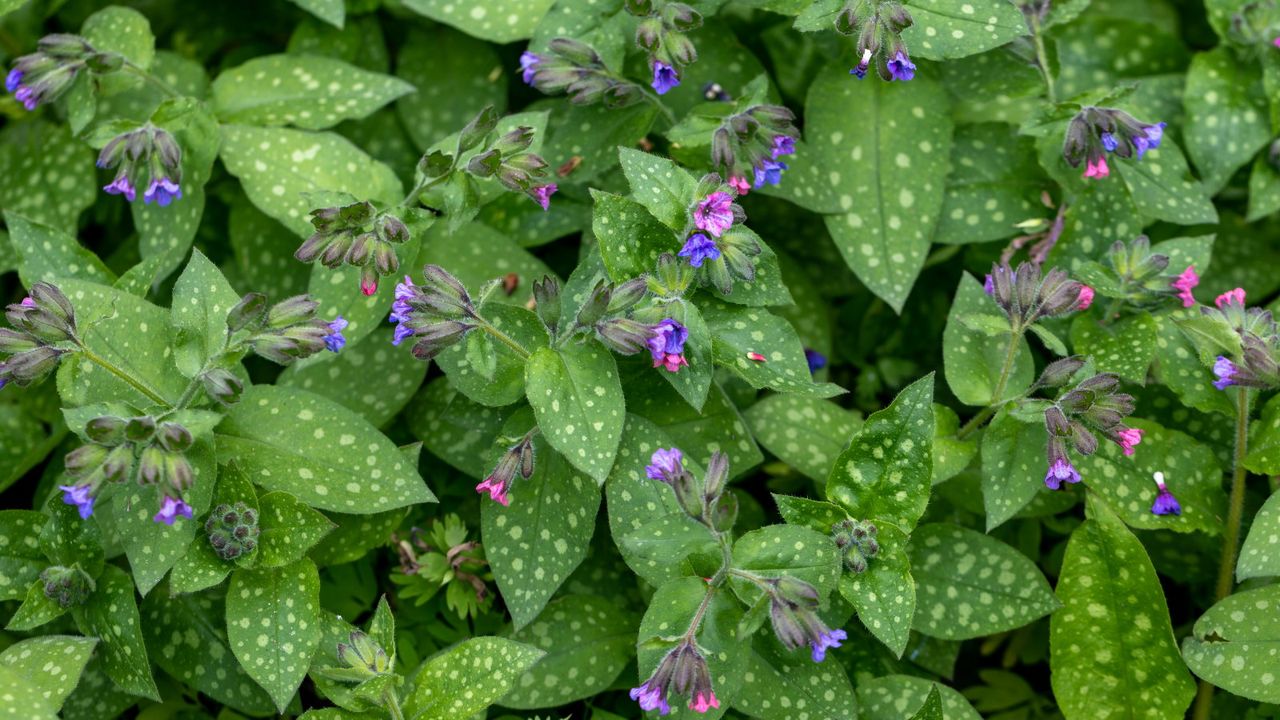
xmin=1 ymin=0 xmax=1279 ymax=719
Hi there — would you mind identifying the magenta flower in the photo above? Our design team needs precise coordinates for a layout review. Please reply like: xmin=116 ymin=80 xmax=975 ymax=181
xmin=1076 ymin=285 xmax=1095 ymax=310
xmin=1171 ymin=266 xmax=1198 ymax=307
xmin=103 ymin=175 xmax=137 ymax=202
xmin=1084 ymin=156 xmax=1110 ymax=179
xmin=1044 ymin=457 xmax=1081 ymax=490
xmin=154 ymin=495 xmax=193 ymax=525
xmin=143 ymin=176 xmax=183 ymax=206
xmin=886 ymin=51 xmax=916 ymax=81
xmin=1151 ymin=471 xmax=1181 ymax=516
xmin=1213 ymin=355 xmax=1238 ymax=390
xmin=810 ymin=628 xmax=847 ymax=663
xmin=651 ymin=61 xmax=680 ymax=95
xmin=1215 ymin=288 xmax=1245 ymax=309
xmin=1115 ymin=427 xmax=1143 ymax=456
xmin=58 ymin=484 xmax=95 ymax=519
xmin=689 ymin=690 xmax=720 ymax=713
xmin=646 ymin=447 xmax=684 ymax=482
xmin=475 ymin=475 xmax=511 ymax=506
xmin=648 ymin=318 xmax=689 ymax=373
xmin=360 ymin=275 xmax=378 ymax=297
xmin=530 ymin=183 xmax=557 ymax=211
xmin=678 ymin=233 xmax=721 ymax=268
xmin=324 ymin=316 xmax=348 ymax=352
xmin=693 ymin=191 xmax=734 ymax=237
xmin=728 ymin=175 xmax=750 ymax=196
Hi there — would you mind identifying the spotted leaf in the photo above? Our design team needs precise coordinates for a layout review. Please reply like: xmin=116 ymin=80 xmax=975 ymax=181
xmin=6 ymin=212 xmax=115 ymax=287
xmin=1183 ymin=47 xmax=1272 ymax=194
xmin=1237 ymin=490 xmax=1280 ymax=581
xmin=942 ymin=273 xmax=1034 ymax=407
xmin=0 ymin=510 xmax=47 ymax=603
xmin=226 ymin=559 xmax=322 ymax=712
xmin=400 ymin=0 xmax=554 ymax=43
xmin=70 ymin=565 xmax=159 ymax=701
xmin=402 ymin=637 xmax=545 ymax=720
xmin=0 ymin=121 xmax=97 ymax=234
xmin=1182 ymin=584 xmax=1280 ymax=704
xmin=280 ymin=325 xmax=428 ymax=427
xmin=701 ymin=301 xmax=844 ymax=398
xmin=0 ymin=635 xmax=97 ymax=714
xmin=733 ymin=633 xmax=859 ymax=720
xmin=618 ymin=147 xmax=698 ymax=232
xmin=745 ymin=394 xmax=863 ymax=483
xmin=899 ymin=0 xmax=1027 ymax=61
xmin=525 ymin=342 xmax=625 ymax=484
xmin=858 ymin=675 xmax=981 ymax=720
xmin=212 ymin=54 xmax=412 ymax=129
xmin=255 ymin=491 xmax=335 ymax=568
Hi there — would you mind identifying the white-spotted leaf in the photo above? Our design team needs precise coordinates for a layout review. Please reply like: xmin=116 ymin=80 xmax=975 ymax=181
xmin=226 ymin=559 xmax=322 ymax=712
xmin=70 ymin=565 xmax=160 ymax=701
xmin=212 ymin=54 xmax=412 ymax=129
xmin=745 ymin=395 xmax=863 ymax=483
xmin=402 ymin=637 xmax=545 ymax=720
xmin=525 ymin=342 xmax=625 ymax=484
xmin=1181 ymin=584 xmax=1280 ymax=704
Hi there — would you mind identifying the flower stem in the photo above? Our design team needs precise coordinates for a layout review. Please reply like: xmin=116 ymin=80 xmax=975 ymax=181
xmin=382 ymin=686 xmax=406 ymax=720
xmin=75 ymin=344 xmax=170 ymax=407
xmin=1190 ymin=386 xmax=1252 ymax=720
xmin=637 ymin=85 xmax=677 ymax=125
xmin=123 ymin=61 xmax=180 ymax=99
xmin=956 ymin=330 xmax=1023 ymax=440
xmin=681 ymin=584 xmax=717 ymax=644
xmin=1031 ymin=18 xmax=1057 ymax=104
xmin=474 ymin=318 xmax=530 ymax=359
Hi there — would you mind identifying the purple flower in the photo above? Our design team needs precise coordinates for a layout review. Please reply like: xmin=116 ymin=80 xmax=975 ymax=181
xmin=805 ymin=349 xmax=827 ymax=373
xmin=1100 ymin=132 xmax=1118 ymax=152
xmin=646 ymin=447 xmax=684 ymax=482
xmin=886 ymin=51 xmax=916 ymax=81
xmin=630 ymin=681 xmax=671 ymax=716
xmin=1044 ymin=457 xmax=1081 ymax=490
xmin=1133 ymin=122 xmax=1165 ymax=158
xmin=648 ymin=318 xmax=689 ymax=373
xmin=103 ymin=175 xmax=136 ymax=202
xmin=753 ymin=159 xmax=787 ymax=188
xmin=693 ymin=191 xmax=734 ymax=237
xmin=772 ymin=135 xmax=795 ymax=159
xmin=651 ymin=62 xmax=680 ymax=95
xmin=390 ymin=275 xmax=415 ymax=325
xmin=519 ymin=51 xmax=540 ymax=85
xmin=1213 ymin=355 xmax=1238 ymax=390
xmin=143 ymin=176 xmax=182 ymax=206
xmin=58 ymin=484 xmax=95 ymax=519
xmin=1151 ymin=471 xmax=1181 ymax=516
xmin=530 ymin=183 xmax=557 ymax=211
xmin=850 ymin=49 xmax=871 ymax=79
xmin=678 ymin=233 xmax=721 ymax=268
xmin=153 ymin=495 xmax=194 ymax=525
xmin=810 ymin=628 xmax=847 ymax=663
xmin=5 ymin=68 xmax=21 ymax=93
xmin=983 ymin=274 xmax=994 ymax=295
xmin=392 ymin=322 xmax=415 ymax=346
xmin=325 ymin=316 xmax=348 ymax=352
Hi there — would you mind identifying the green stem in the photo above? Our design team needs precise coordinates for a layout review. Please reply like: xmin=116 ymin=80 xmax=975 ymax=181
xmin=474 ymin=318 xmax=530 ymax=359
xmin=123 ymin=62 xmax=180 ymax=99
xmin=75 ymin=344 xmax=170 ymax=407
xmin=956 ymin=330 xmax=1023 ymax=440
xmin=1190 ymin=386 xmax=1252 ymax=720
xmin=397 ymin=171 xmax=451 ymax=210
xmin=1031 ymin=18 xmax=1057 ymax=103
xmin=637 ymin=85 xmax=677 ymax=125
xmin=709 ymin=531 xmax=733 ymax=586
xmin=681 ymin=584 xmax=717 ymax=643
xmin=382 ymin=686 xmax=406 ymax=720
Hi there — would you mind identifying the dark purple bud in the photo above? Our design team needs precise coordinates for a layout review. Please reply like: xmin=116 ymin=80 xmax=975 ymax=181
xmin=267 ymin=295 xmax=319 ymax=328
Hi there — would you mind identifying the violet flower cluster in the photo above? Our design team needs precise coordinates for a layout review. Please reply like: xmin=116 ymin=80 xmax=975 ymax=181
xmin=520 ymin=38 xmax=649 ymax=109
xmin=710 ymin=107 xmax=798 ymax=194
xmin=836 ymin=0 xmax=917 ymax=81
xmin=5 ymin=34 xmax=102 ymax=111
xmin=0 ymin=283 xmax=77 ymax=392
xmin=96 ymin=124 xmax=185 ymax=206
xmin=626 ymin=0 xmax=703 ymax=95
xmin=1040 ymin=372 xmax=1145 ymax=493
xmin=1206 ymin=288 xmax=1280 ymax=392
xmin=1063 ymin=107 xmax=1165 ymax=180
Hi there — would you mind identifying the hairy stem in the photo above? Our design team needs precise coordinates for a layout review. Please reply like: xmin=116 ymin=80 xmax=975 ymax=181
xmin=637 ymin=86 xmax=677 ymax=125
xmin=75 ymin=344 xmax=170 ymax=406
xmin=1190 ymin=386 xmax=1252 ymax=720
xmin=1031 ymin=18 xmax=1057 ymax=104
xmin=383 ymin=686 xmax=406 ymax=720
xmin=474 ymin=318 xmax=530 ymax=359
xmin=123 ymin=61 xmax=180 ymax=99
xmin=956 ymin=330 xmax=1023 ymax=440
xmin=682 ymin=584 xmax=717 ymax=644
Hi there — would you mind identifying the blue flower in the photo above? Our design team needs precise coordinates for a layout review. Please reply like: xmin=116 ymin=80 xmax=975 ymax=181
xmin=1100 ymin=132 xmax=1118 ymax=152
xmin=678 ymin=233 xmax=721 ymax=268
xmin=325 ymin=316 xmax=348 ymax=352
xmin=651 ymin=62 xmax=680 ymax=95
xmin=772 ymin=135 xmax=795 ymax=159
xmin=1151 ymin=481 xmax=1181 ymax=516
xmin=810 ymin=628 xmax=847 ymax=663
xmin=1044 ymin=457 xmax=1081 ymax=490
xmin=647 ymin=319 xmax=689 ymax=373
xmin=58 ymin=484 xmax=95 ymax=519
xmin=886 ymin=51 xmax=916 ymax=82
xmin=103 ymin=175 xmax=136 ymax=202
xmin=1133 ymin=122 xmax=1165 ymax=158
xmin=850 ymin=48 xmax=872 ymax=79
xmin=646 ymin=447 xmax=684 ymax=482
xmin=1213 ymin=355 xmax=1238 ymax=390
xmin=519 ymin=51 xmax=540 ymax=85
xmin=143 ymin=176 xmax=182 ymax=206
xmin=753 ymin=159 xmax=787 ymax=188
xmin=5 ymin=68 xmax=22 ymax=93
xmin=804 ymin=349 xmax=827 ymax=373
xmin=153 ymin=495 xmax=193 ymax=525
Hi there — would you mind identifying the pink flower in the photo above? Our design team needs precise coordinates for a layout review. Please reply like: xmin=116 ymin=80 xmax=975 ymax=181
xmin=1076 ymin=285 xmax=1095 ymax=310
xmin=1171 ymin=265 xmax=1198 ymax=307
xmin=693 ymin=191 xmax=734 ymax=237
xmin=530 ymin=183 xmax=557 ymax=211
xmin=1215 ymin=287 xmax=1245 ymax=308
xmin=689 ymin=691 xmax=720 ymax=713
xmin=728 ymin=175 xmax=750 ymax=195
xmin=360 ymin=275 xmax=378 ymax=296
xmin=1116 ymin=427 xmax=1143 ymax=456
xmin=475 ymin=476 xmax=511 ymax=506
xmin=1083 ymin=156 xmax=1109 ymax=179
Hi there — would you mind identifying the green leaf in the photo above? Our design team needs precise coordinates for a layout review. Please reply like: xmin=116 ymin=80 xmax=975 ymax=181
xmin=636 ymin=576 xmax=747 ymax=720
xmin=0 ymin=663 xmax=58 ymax=719
xmin=942 ymin=274 xmax=1033 ymax=406
xmin=542 ymin=101 xmax=657 ymax=187
xmin=1114 ymin=140 xmax=1219 ymax=226
xmin=402 ymin=637 xmax=545 ymax=720
xmin=1183 ymin=48 xmax=1272 ymax=194
xmin=256 ymin=491 xmax=335 ymax=567
xmin=0 ymin=120 xmax=96 ymax=233
xmin=744 ymin=395 xmax=863 ymax=483
xmin=215 ymin=384 xmax=434 ymax=512
xmin=842 ymin=524 xmax=915 ymax=657
xmin=141 ymin=591 xmax=275 ymax=716
xmin=628 ymin=378 xmax=765 ymax=475
xmin=980 ymin=410 xmax=1053 ymax=531
xmin=1079 ymin=418 xmax=1226 ymax=535
xmin=525 ymin=342 xmax=626 ymax=484
xmin=482 ymin=430 xmax=600 ymax=629
xmin=39 ymin=485 xmax=104 ymax=576
xmin=171 ymin=248 xmax=241 ymax=378
xmin=1051 ymin=499 xmax=1195 ymax=720
xmin=701 ymin=301 xmax=844 ymax=398
xmin=730 ymin=524 xmax=841 ymax=603
xmin=1237 ymin=489 xmax=1280 ymax=581
xmin=826 ymin=374 xmax=935 ymax=532
xmin=5 ymin=212 xmax=115 ymax=286
xmin=405 ymin=378 xmax=511 ymax=478
xmin=0 ymin=510 xmax=47 ymax=602
xmin=593 ymin=189 xmax=676 ymax=282
xmin=858 ymin=674 xmax=981 ymax=720
xmin=71 ymin=565 xmax=159 ymax=701
xmin=288 ymin=0 xmax=344 ymax=27
xmin=212 ymin=54 xmax=412 ymax=129
xmin=438 ymin=304 xmax=550 ymax=408
xmin=400 ymin=0 xmax=554 ymax=43
xmin=618 ymin=147 xmax=698 ymax=232
xmin=1070 ymin=312 xmax=1159 ymax=384
xmin=620 ymin=513 xmax=716 ymax=570
xmin=395 ymin=27 xmax=507 ymax=153
xmin=900 ymin=0 xmax=1027 ymax=60
xmin=218 ymin=124 xmax=402 ymax=237
xmin=416 ymin=221 xmax=555 ymax=308
xmin=1247 ymin=154 xmax=1280 ymax=222
xmin=1182 ymin=584 xmax=1280 ymax=704
xmin=806 ymin=63 xmax=953 ymax=311
xmin=57 ymin=655 xmax=135 ymax=720
xmin=909 ymin=523 xmax=1059 ymax=640
xmin=5 ymin=580 xmax=67 ymax=632
xmin=0 ymin=635 xmax=96 ymax=713
xmin=1245 ymin=394 xmax=1280 ymax=476
xmin=226 ymin=559 xmax=323 ymax=712
xmin=932 ymin=404 xmax=977 ymax=484
xmin=80 ymin=6 xmax=154 ymax=96
xmin=1152 ymin=311 xmax=1234 ymax=416
xmin=504 ymin=595 xmax=638 ymax=709
xmin=280 ymin=325 xmax=428 ymax=427
xmin=733 ymin=633 xmax=859 ymax=720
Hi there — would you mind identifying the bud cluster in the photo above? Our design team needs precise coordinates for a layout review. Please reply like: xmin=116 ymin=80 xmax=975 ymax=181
xmin=60 ymin=414 xmax=199 ymax=525
xmin=765 ymin=575 xmax=847 ymax=663
xmin=1 ymin=283 xmax=77 ymax=391
xmin=335 ymin=630 xmax=393 ymax=679
xmin=1084 ymin=236 xmax=1202 ymax=309
xmin=294 ymin=200 xmax=411 ymax=296
xmin=464 ymin=121 xmax=557 ymax=210
xmin=626 ymin=0 xmax=702 ymax=95
xmin=389 ymin=265 xmax=477 ymax=360
xmin=984 ymin=261 xmax=1092 ymax=330
xmin=5 ymin=34 xmax=113 ymax=111
xmin=1042 ymin=372 xmax=1140 ymax=489
xmin=1224 ymin=1 xmax=1280 ymax=47
xmin=229 ymin=292 xmax=347 ymax=368
xmin=680 ymin=176 xmax=762 ymax=294
xmin=709 ymin=106 xmax=798 ymax=193
xmin=205 ymin=502 xmax=260 ymax=560
xmin=475 ymin=431 xmax=536 ymax=506
xmin=521 ymin=38 xmax=648 ymax=109
xmin=645 ymin=447 xmax=736 ymax=531
xmin=1204 ymin=288 xmax=1280 ymax=392
xmin=96 ymin=124 xmax=184 ymax=206
xmin=631 ymin=639 xmax=719 ymax=715
xmin=40 ymin=565 xmax=95 ymax=608
xmin=1063 ymin=106 xmax=1166 ymax=180
xmin=837 ymin=0 xmax=917 ymax=82
xmin=832 ymin=518 xmax=880 ymax=573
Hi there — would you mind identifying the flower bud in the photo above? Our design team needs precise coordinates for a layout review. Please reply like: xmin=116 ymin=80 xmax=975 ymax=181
xmin=1044 ymin=406 xmax=1070 ymax=437
xmin=575 ymin=280 xmax=613 ymax=328
xmin=267 ymin=295 xmax=319 ymax=328
xmin=466 ymin=148 xmax=502 ymax=178
xmin=549 ymin=37 xmax=602 ymax=66
xmin=409 ymin=321 xmax=473 ymax=361
xmin=138 ymin=445 xmax=165 ymax=485
xmin=703 ymin=451 xmax=729 ymax=502
xmin=492 ymin=126 xmax=535 ymax=156
xmin=1036 ymin=356 xmax=1086 ymax=388
xmin=336 ymin=630 xmax=392 ymax=677
xmin=532 ymin=275 xmax=561 ymax=331
xmin=607 ymin=277 xmax=649 ymax=313
xmin=597 ymin=317 xmax=654 ymax=355
xmin=158 ymin=423 xmax=194 ymax=453
xmin=0 ymin=327 xmax=36 ymax=354
xmin=1 ymin=345 xmax=63 ymax=386
xmin=624 ymin=0 xmax=654 ymax=15
xmin=710 ymin=490 xmax=738 ymax=533
xmin=85 ymin=416 xmax=126 ymax=445
xmin=64 ymin=443 xmax=109 ymax=478
xmin=345 ymin=232 xmax=375 ymax=267
xmin=101 ymin=444 xmax=133 ymax=482
xmin=294 ymin=232 xmax=331 ymax=263
xmin=636 ymin=17 xmax=663 ymax=49
xmin=205 ymin=501 xmax=260 ymax=560
xmin=40 ymin=565 xmax=95 ymax=608
xmin=458 ymin=105 xmax=499 ymax=153
xmin=372 ymin=240 xmax=399 ymax=276
xmin=227 ymin=293 xmax=268 ymax=332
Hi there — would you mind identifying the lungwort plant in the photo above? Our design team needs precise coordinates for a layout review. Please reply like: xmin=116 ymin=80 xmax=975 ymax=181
xmin=1 ymin=1 xmax=1279 ymax=719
